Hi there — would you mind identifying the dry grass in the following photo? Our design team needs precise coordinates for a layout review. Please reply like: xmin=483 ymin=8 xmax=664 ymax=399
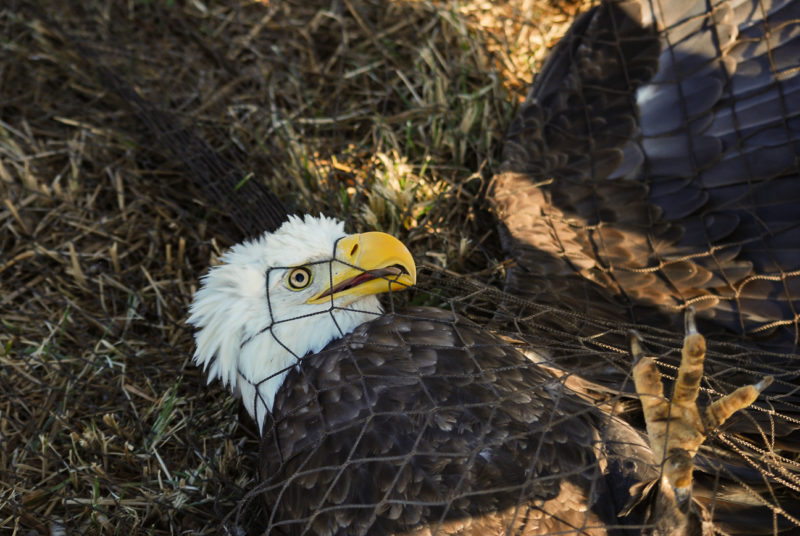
xmin=1 ymin=0 xmax=585 ymax=533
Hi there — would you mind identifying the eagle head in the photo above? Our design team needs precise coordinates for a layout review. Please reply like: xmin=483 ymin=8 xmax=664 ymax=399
xmin=187 ymin=214 xmax=416 ymax=432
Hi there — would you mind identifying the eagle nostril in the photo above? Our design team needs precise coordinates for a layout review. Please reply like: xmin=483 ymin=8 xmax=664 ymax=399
xmin=350 ymin=243 xmax=358 ymax=257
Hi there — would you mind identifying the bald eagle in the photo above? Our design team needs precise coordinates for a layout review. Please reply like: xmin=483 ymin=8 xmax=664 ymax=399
xmin=188 ymin=214 xmax=772 ymax=535
xmin=184 ymin=0 xmax=800 ymax=534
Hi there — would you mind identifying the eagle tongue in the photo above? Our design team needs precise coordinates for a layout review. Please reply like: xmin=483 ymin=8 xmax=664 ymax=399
xmin=326 ymin=271 xmax=376 ymax=296
xmin=346 ymin=271 xmax=376 ymax=289
xmin=324 ymin=266 xmax=403 ymax=298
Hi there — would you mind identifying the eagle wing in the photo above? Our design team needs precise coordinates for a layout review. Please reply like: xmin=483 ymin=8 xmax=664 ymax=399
xmin=490 ymin=0 xmax=800 ymax=349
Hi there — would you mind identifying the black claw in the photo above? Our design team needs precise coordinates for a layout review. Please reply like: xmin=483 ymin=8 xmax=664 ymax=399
xmin=629 ymin=330 xmax=645 ymax=363
xmin=683 ymin=306 xmax=698 ymax=336
xmin=755 ymin=376 xmax=774 ymax=392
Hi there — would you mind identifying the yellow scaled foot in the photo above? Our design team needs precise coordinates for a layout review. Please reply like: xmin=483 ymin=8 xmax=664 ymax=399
xmin=630 ymin=308 xmax=772 ymax=503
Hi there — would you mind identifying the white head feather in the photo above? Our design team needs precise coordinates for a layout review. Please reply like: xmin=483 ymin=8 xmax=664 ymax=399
xmin=188 ymin=214 xmax=384 ymax=433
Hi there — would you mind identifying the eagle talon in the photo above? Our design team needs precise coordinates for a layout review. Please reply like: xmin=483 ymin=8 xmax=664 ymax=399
xmin=631 ymin=309 xmax=772 ymax=521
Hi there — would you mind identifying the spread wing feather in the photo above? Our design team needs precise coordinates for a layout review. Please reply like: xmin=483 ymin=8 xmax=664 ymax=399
xmin=491 ymin=0 xmax=800 ymax=348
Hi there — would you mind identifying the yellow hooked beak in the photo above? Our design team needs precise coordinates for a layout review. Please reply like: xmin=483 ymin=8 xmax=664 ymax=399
xmin=306 ymin=232 xmax=417 ymax=305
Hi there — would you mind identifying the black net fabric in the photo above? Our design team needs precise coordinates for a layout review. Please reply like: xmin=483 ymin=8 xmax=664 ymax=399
xmin=2 ymin=0 xmax=800 ymax=534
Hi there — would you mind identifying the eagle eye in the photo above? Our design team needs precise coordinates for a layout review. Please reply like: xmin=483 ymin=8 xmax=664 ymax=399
xmin=287 ymin=266 xmax=313 ymax=290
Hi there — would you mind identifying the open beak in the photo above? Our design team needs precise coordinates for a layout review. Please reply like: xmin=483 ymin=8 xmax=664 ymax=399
xmin=306 ymin=232 xmax=416 ymax=305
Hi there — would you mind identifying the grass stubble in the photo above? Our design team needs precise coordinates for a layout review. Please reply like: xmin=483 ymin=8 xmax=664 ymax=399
xmin=0 ymin=0 xmax=584 ymax=533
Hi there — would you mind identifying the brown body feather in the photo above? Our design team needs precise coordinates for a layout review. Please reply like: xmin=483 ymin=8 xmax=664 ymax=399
xmin=260 ymin=308 xmax=654 ymax=535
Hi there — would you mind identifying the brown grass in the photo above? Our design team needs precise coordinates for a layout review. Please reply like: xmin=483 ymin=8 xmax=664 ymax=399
xmin=1 ymin=0 xmax=585 ymax=532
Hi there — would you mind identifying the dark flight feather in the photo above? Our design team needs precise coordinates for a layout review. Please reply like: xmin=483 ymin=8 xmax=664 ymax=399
xmin=491 ymin=0 xmax=800 ymax=350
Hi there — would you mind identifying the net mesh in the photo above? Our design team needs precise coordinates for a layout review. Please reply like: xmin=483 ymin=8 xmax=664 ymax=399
xmin=2 ymin=0 xmax=799 ymax=534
